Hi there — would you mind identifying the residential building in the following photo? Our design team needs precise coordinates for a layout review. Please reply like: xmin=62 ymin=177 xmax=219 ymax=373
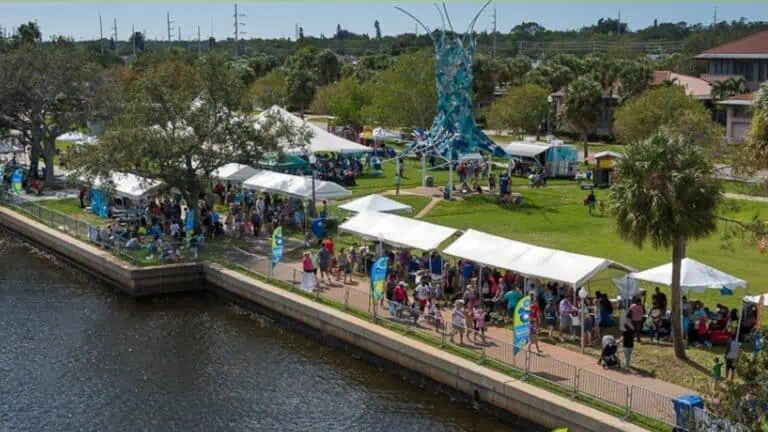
xmin=695 ymin=30 xmax=768 ymax=91
xmin=718 ymin=93 xmax=754 ymax=144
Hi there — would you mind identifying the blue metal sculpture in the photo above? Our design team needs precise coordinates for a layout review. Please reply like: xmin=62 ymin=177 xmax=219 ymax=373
xmin=397 ymin=1 xmax=506 ymax=160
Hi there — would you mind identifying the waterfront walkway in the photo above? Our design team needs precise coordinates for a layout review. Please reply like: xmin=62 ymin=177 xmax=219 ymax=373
xmin=226 ymin=245 xmax=693 ymax=411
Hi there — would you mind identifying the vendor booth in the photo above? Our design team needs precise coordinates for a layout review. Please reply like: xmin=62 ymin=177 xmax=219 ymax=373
xmin=256 ymin=106 xmax=373 ymax=155
xmin=585 ymin=151 xmax=622 ymax=187
xmin=242 ymin=170 xmax=351 ymax=201
xmin=83 ymin=172 xmax=165 ymax=218
xmin=443 ymin=229 xmax=614 ymax=289
xmin=338 ymin=194 xmax=413 ymax=214
xmin=503 ymin=139 xmax=578 ymax=177
xmin=211 ymin=163 xmax=259 ymax=184
xmin=338 ymin=211 xmax=457 ymax=251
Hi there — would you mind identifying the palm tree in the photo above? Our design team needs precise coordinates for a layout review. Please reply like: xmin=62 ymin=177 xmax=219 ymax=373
xmin=711 ymin=76 xmax=749 ymax=102
xmin=610 ymin=129 xmax=722 ymax=359
xmin=563 ymin=76 xmax=603 ymax=159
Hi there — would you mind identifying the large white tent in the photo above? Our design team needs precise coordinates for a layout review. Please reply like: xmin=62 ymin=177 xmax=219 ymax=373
xmin=242 ymin=170 xmax=351 ymax=200
xmin=211 ymin=163 xmax=259 ymax=183
xmin=85 ymin=172 xmax=165 ymax=200
xmin=257 ymin=106 xmax=372 ymax=155
xmin=339 ymin=211 xmax=458 ymax=251
xmin=338 ymin=194 xmax=412 ymax=214
xmin=443 ymin=229 xmax=613 ymax=288
xmin=629 ymin=258 xmax=747 ymax=294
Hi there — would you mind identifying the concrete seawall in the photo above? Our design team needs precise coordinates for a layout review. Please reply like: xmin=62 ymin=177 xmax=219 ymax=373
xmin=0 ymin=207 xmax=646 ymax=432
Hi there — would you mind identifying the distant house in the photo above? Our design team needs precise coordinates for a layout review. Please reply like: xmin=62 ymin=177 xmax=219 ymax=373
xmin=550 ymin=71 xmax=712 ymax=139
xmin=695 ymin=30 xmax=768 ymax=91
xmin=718 ymin=92 xmax=754 ymax=144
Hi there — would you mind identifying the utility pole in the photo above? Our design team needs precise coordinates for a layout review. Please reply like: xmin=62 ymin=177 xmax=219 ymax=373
xmin=713 ymin=6 xmax=718 ymax=25
xmin=132 ymin=24 xmax=136 ymax=55
xmin=617 ymin=10 xmax=622 ymax=35
xmin=166 ymin=11 xmax=174 ymax=51
xmin=178 ymin=26 xmax=181 ymax=42
xmin=112 ymin=18 xmax=118 ymax=55
xmin=98 ymin=12 xmax=104 ymax=54
xmin=198 ymin=25 xmax=202 ymax=55
xmin=492 ymin=7 xmax=497 ymax=58
xmin=233 ymin=4 xmax=246 ymax=57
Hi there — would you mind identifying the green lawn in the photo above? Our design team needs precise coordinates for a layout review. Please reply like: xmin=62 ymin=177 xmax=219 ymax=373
xmin=37 ymin=198 xmax=104 ymax=225
xmin=388 ymin=194 xmax=431 ymax=215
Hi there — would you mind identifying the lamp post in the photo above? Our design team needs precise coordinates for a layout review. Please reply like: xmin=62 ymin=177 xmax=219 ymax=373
xmin=309 ymin=154 xmax=317 ymax=217
xmin=578 ymin=287 xmax=588 ymax=352
xmin=547 ymin=95 xmax=553 ymax=138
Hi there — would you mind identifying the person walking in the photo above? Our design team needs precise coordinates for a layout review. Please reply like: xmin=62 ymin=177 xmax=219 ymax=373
xmin=618 ymin=322 xmax=635 ymax=371
xmin=301 ymin=252 xmax=314 ymax=293
xmin=450 ymin=300 xmax=466 ymax=345
xmin=318 ymin=246 xmax=330 ymax=284
xmin=628 ymin=298 xmax=645 ymax=343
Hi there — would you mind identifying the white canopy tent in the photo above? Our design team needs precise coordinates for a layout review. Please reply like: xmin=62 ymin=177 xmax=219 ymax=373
xmin=629 ymin=258 xmax=747 ymax=294
xmin=242 ymin=170 xmax=351 ymax=201
xmin=211 ymin=163 xmax=259 ymax=183
xmin=339 ymin=211 xmax=458 ymax=251
xmin=58 ymin=131 xmax=88 ymax=141
xmin=443 ymin=229 xmax=613 ymax=288
xmin=338 ymin=194 xmax=413 ymax=214
xmin=85 ymin=172 xmax=165 ymax=200
xmin=257 ymin=106 xmax=372 ymax=155
xmin=744 ymin=294 xmax=768 ymax=305
xmin=503 ymin=142 xmax=552 ymax=158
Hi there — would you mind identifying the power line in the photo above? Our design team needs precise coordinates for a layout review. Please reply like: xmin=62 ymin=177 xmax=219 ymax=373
xmin=111 ymin=18 xmax=118 ymax=55
xmin=233 ymin=3 xmax=246 ymax=56
xmin=492 ymin=7 xmax=497 ymax=58
xmin=166 ymin=11 xmax=174 ymax=51
xmin=98 ymin=11 xmax=104 ymax=54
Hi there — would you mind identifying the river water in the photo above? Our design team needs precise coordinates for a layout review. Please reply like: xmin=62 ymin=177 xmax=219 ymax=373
xmin=0 ymin=235 xmax=538 ymax=432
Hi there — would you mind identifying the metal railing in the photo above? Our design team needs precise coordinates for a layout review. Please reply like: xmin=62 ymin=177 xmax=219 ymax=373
xmin=1 ymin=191 xmax=739 ymax=431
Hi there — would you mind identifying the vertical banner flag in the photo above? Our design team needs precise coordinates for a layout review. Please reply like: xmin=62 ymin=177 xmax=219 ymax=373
xmin=271 ymin=226 xmax=283 ymax=267
xmin=11 ymin=168 xmax=24 ymax=194
xmin=185 ymin=211 xmax=195 ymax=233
xmin=513 ymin=296 xmax=532 ymax=354
xmin=370 ymin=256 xmax=388 ymax=300
xmin=90 ymin=189 xmax=109 ymax=218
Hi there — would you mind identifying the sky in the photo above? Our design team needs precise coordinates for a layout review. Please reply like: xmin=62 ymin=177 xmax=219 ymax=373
xmin=1 ymin=2 xmax=767 ymax=42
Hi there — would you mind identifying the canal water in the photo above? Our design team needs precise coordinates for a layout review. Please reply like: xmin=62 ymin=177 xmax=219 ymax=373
xmin=0 ymin=234 xmax=539 ymax=432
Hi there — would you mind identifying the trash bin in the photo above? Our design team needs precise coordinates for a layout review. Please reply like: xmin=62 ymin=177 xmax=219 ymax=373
xmin=673 ymin=394 xmax=703 ymax=431
xmin=424 ymin=176 xmax=434 ymax=187
xmin=443 ymin=185 xmax=451 ymax=200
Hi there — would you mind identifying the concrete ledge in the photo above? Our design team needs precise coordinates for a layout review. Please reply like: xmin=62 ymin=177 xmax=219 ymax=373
xmin=0 ymin=207 xmax=647 ymax=431
xmin=0 ymin=207 xmax=206 ymax=296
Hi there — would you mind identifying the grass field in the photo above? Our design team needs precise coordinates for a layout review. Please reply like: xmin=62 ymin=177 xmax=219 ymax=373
xmin=721 ymin=179 xmax=768 ymax=198
xmin=37 ymin=198 xmax=105 ymax=225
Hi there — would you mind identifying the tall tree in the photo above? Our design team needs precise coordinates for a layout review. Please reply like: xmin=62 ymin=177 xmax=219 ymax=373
xmin=741 ymin=84 xmax=768 ymax=173
xmin=13 ymin=21 xmax=41 ymax=45
xmin=70 ymin=53 xmax=310 ymax=231
xmin=310 ymin=78 xmax=371 ymax=130
xmin=487 ymin=84 xmax=550 ymax=138
xmin=374 ymin=20 xmax=382 ymax=40
xmin=617 ymin=59 xmax=653 ymax=100
xmin=562 ymin=76 xmax=603 ymax=158
xmin=614 ymin=85 xmax=723 ymax=149
xmin=610 ymin=130 xmax=721 ymax=359
xmin=128 ymin=31 xmax=145 ymax=52
xmin=361 ymin=49 xmax=436 ymax=130
xmin=247 ymin=70 xmax=288 ymax=110
xmin=0 ymin=43 xmax=111 ymax=182
xmin=298 ymin=26 xmax=304 ymax=40
xmin=314 ymin=49 xmax=340 ymax=86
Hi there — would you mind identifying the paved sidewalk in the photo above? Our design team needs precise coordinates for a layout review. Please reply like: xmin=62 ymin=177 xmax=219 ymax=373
xmin=233 ymin=249 xmax=694 ymax=402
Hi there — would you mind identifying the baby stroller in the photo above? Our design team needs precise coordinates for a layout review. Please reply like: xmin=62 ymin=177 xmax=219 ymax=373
xmin=598 ymin=335 xmax=620 ymax=369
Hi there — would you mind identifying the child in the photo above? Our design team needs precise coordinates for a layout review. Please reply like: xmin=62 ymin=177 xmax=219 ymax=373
xmin=712 ymin=357 xmax=723 ymax=390
xmin=473 ymin=305 xmax=487 ymax=344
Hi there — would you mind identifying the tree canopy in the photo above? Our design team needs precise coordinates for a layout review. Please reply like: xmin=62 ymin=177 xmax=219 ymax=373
xmin=562 ymin=75 xmax=603 ymax=157
xmin=486 ymin=84 xmax=550 ymax=138
xmin=614 ymin=85 xmax=723 ymax=148
xmin=70 ymin=53 xmax=310 ymax=230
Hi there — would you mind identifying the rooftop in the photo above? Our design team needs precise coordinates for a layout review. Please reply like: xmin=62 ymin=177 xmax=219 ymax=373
xmin=717 ymin=92 xmax=755 ymax=106
xmin=649 ymin=71 xmax=712 ymax=99
xmin=695 ymin=31 xmax=768 ymax=59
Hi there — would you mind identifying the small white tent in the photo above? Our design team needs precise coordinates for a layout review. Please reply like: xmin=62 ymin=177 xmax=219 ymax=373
xmin=338 ymin=194 xmax=412 ymax=214
xmin=339 ymin=211 xmax=457 ymax=251
xmin=86 ymin=172 xmax=165 ymax=200
xmin=242 ymin=170 xmax=351 ymax=200
xmin=256 ymin=106 xmax=372 ymax=155
xmin=211 ymin=163 xmax=259 ymax=183
xmin=629 ymin=258 xmax=746 ymax=294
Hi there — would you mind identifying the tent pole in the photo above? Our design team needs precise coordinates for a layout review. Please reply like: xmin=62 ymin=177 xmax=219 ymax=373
xmin=421 ymin=152 xmax=426 ymax=187
xmin=736 ymin=287 xmax=747 ymax=342
xmin=448 ymin=146 xmax=453 ymax=200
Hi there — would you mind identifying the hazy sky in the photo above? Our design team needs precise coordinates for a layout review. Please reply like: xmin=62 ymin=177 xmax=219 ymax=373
xmin=2 ymin=2 xmax=766 ymax=42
